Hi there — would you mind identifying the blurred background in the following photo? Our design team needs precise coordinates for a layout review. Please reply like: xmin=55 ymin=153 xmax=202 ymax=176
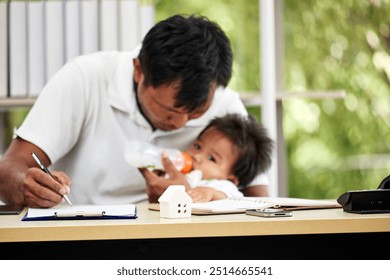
xmin=1 ymin=0 xmax=390 ymax=199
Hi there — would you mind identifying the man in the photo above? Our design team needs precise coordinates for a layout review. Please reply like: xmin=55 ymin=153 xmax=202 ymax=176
xmin=0 ymin=15 xmax=268 ymax=208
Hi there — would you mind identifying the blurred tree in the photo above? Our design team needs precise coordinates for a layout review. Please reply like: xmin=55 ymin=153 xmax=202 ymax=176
xmin=284 ymin=0 xmax=390 ymax=198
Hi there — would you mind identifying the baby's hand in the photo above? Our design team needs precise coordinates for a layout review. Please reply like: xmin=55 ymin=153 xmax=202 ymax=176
xmin=187 ymin=187 xmax=226 ymax=202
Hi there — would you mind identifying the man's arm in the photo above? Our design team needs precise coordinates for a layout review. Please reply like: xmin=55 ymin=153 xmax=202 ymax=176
xmin=0 ymin=138 xmax=71 ymax=207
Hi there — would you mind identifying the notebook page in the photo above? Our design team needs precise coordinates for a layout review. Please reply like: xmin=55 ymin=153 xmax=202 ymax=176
xmin=26 ymin=204 xmax=136 ymax=218
xmin=192 ymin=199 xmax=276 ymax=213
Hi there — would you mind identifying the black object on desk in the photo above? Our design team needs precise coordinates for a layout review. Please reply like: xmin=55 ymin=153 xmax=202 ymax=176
xmin=337 ymin=174 xmax=390 ymax=214
xmin=0 ymin=204 xmax=24 ymax=215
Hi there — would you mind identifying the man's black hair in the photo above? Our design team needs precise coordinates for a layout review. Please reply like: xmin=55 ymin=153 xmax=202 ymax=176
xmin=138 ymin=14 xmax=233 ymax=113
xmin=199 ymin=114 xmax=274 ymax=187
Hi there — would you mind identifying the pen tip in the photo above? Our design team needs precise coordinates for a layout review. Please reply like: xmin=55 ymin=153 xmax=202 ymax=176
xmin=63 ymin=195 xmax=73 ymax=207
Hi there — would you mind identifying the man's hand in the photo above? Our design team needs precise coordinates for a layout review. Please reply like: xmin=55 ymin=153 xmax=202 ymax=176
xmin=23 ymin=168 xmax=72 ymax=208
xmin=139 ymin=153 xmax=190 ymax=202
xmin=0 ymin=138 xmax=72 ymax=208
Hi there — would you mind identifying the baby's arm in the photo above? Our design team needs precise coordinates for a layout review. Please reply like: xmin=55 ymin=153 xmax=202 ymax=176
xmin=185 ymin=172 xmax=243 ymax=202
xmin=187 ymin=187 xmax=227 ymax=203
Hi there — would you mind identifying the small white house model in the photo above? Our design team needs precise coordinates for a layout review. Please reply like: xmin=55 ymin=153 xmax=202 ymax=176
xmin=158 ymin=185 xmax=192 ymax=218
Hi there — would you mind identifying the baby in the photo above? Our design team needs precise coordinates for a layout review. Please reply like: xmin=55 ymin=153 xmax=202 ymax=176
xmin=183 ymin=113 xmax=273 ymax=202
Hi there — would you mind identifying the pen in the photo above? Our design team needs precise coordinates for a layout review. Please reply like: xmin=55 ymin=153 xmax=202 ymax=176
xmin=31 ymin=152 xmax=73 ymax=206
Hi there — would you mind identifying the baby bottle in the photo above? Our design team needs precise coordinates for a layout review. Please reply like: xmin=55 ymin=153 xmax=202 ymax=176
xmin=124 ymin=140 xmax=192 ymax=174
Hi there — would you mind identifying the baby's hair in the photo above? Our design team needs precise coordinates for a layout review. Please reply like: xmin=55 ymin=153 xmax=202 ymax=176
xmin=199 ymin=113 xmax=274 ymax=186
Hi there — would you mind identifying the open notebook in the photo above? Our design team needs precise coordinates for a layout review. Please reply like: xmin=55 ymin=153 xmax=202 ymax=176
xmin=22 ymin=204 xmax=137 ymax=221
xmin=142 ymin=197 xmax=341 ymax=215
xmin=189 ymin=197 xmax=341 ymax=215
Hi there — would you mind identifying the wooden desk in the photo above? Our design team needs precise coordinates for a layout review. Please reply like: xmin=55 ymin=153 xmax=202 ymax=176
xmin=1 ymin=203 xmax=389 ymax=259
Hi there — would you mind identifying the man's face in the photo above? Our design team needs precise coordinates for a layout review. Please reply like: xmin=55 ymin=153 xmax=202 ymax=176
xmin=184 ymin=128 xmax=239 ymax=185
xmin=133 ymin=59 xmax=213 ymax=131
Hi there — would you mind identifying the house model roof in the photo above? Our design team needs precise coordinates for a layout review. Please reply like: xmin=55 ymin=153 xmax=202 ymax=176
xmin=158 ymin=185 xmax=191 ymax=202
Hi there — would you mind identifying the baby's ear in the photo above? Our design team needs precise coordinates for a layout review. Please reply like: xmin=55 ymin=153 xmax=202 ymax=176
xmin=228 ymin=174 xmax=239 ymax=186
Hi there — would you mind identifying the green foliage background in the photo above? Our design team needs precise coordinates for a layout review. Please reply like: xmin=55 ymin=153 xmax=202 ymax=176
xmin=155 ymin=0 xmax=390 ymax=198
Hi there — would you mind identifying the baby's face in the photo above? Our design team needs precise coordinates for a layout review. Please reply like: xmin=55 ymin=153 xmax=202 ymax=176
xmin=185 ymin=128 xmax=239 ymax=184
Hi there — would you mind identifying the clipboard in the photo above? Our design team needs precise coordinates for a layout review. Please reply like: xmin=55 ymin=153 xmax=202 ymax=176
xmin=22 ymin=204 xmax=137 ymax=221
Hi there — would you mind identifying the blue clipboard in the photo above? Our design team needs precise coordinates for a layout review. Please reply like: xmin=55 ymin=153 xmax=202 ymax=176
xmin=22 ymin=204 xmax=137 ymax=221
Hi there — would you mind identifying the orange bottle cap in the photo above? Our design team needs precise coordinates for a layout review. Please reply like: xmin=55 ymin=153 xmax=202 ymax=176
xmin=180 ymin=152 xmax=193 ymax=174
